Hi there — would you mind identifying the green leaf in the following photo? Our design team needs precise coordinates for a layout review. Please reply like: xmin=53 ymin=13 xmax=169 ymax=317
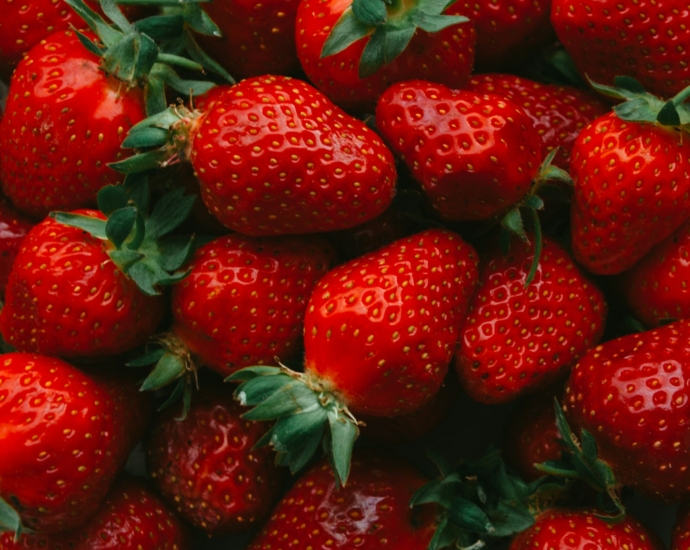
xmin=126 ymin=347 xmax=166 ymax=367
xmin=109 ymin=149 xmax=171 ymax=174
xmin=581 ymin=429 xmax=599 ymax=464
xmin=613 ymin=97 xmax=658 ymax=123
xmin=553 ymin=398 xmax=578 ymax=454
xmin=157 ymin=377 xmax=186 ymax=413
xmin=134 ymin=14 xmax=185 ymax=41
xmin=522 ymin=195 xmax=544 ymax=211
xmin=182 ymin=2 xmax=222 ymax=36
xmin=227 ymin=366 xmax=284 ymax=383
xmin=125 ymin=210 xmax=147 ymax=250
xmin=500 ymin=208 xmax=527 ymax=242
xmin=359 ymin=26 xmax=386 ymax=78
xmin=158 ymin=235 xmax=196 ymax=272
xmin=0 ymin=496 xmax=22 ymax=538
xmin=411 ymin=10 xmax=468 ymax=33
xmin=124 ymin=174 xmax=150 ymax=212
xmin=613 ymin=75 xmax=646 ymax=94
xmin=446 ymin=496 xmax=494 ymax=534
xmin=146 ymin=187 xmax=196 ymax=239
xmin=106 ymin=207 xmax=137 ymax=248
xmin=234 ymin=373 xmax=294 ymax=406
xmin=101 ymin=0 xmax=133 ymax=33
xmin=124 ymin=260 xmax=159 ymax=296
xmin=121 ymin=126 xmax=170 ymax=149
xmin=52 ymin=212 xmax=108 ymax=240
xmin=427 ymin=517 xmax=457 ymax=550
xmin=64 ymin=0 xmax=123 ymax=48
xmin=183 ymin=33 xmax=235 ymax=83
xmin=242 ymin=381 xmax=321 ymax=421
xmin=153 ymin=63 xmax=216 ymax=96
xmin=270 ymin=408 xmax=329 ymax=455
xmin=657 ymin=99 xmax=682 ymax=126
xmin=410 ymin=479 xmax=446 ymax=507
xmin=523 ymin=208 xmax=542 ymax=287
xmin=98 ymin=185 xmax=129 ymax=215
xmin=101 ymin=32 xmax=158 ymax=83
xmin=74 ymin=30 xmax=105 ymax=57
xmin=321 ymin=9 xmax=373 ymax=58
xmin=144 ymin=75 xmax=167 ymax=117
xmin=352 ymin=0 xmax=388 ymax=26
xmin=283 ymin=422 xmax=325 ymax=474
xmin=328 ymin=412 xmax=358 ymax=486
xmin=155 ymin=53 xmax=205 ymax=72
xmin=140 ymin=353 xmax=187 ymax=391
xmin=109 ymin=248 xmax=145 ymax=270
xmin=489 ymin=502 xmax=535 ymax=536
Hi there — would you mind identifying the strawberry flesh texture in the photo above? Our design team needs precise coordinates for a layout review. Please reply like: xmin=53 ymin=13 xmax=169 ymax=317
xmin=376 ymin=80 xmax=543 ymax=221
xmin=455 ymin=237 xmax=606 ymax=404
xmin=620 ymin=219 xmax=690 ymax=327
xmin=0 ymin=30 xmax=146 ymax=218
xmin=247 ymin=451 xmax=436 ymax=549
xmin=304 ymin=228 xmax=478 ymax=417
xmin=172 ymin=233 xmax=337 ymax=378
xmin=510 ymin=508 xmax=663 ymax=550
xmin=551 ymin=0 xmax=690 ymax=99
xmin=189 ymin=76 xmax=397 ymax=236
xmin=0 ymin=210 xmax=166 ymax=360
xmin=146 ymin=384 xmax=283 ymax=536
xmin=565 ymin=320 xmax=690 ymax=501
xmin=295 ymin=0 xmax=476 ymax=113
xmin=0 ymin=354 xmax=150 ymax=533
xmin=0 ymin=196 xmax=34 ymax=296
xmin=570 ymin=113 xmax=690 ymax=275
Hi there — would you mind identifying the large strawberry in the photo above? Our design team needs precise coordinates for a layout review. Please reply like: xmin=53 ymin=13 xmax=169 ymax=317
xmin=230 ymin=228 xmax=478 ymax=484
xmin=454 ymin=236 xmax=606 ymax=404
xmin=569 ymin=79 xmax=690 ymax=274
xmin=145 ymin=383 xmax=283 ymax=536
xmin=247 ymin=451 xmax=436 ymax=549
xmin=115 ymin=75 xmax=398 ymax=236
xmin=295 ymin=0 xmax=475 ymax=112
xmin=551 ymin=0 xmax=690 ymax=99
xmin=0 ymin=354 xmax=151 ymax=535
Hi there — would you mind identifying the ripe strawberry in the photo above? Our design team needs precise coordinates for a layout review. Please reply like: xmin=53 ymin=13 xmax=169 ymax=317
xmin=0 ymin=353 xmax=151 ymax=534
xmin=455 ymin=236 xmax=606 ymax=404
xmin=247 ymin=451 xmax=436 ymax=549
xmin=231 ymin=228 xmax=478 ymax=484
xmin=0 ymin=474 xmax=192 ymax=549
xmin=0 ymin=210 xmax=166 ymax=360
xmin=117 ymin=76 xmax=397 ymax=236
xmin=0 ymin=197 xmax=34 ymax=296
xmin=295 ymin=0 xmax=475 ymax=112
xmin=145 ymin=383 xmax=282 ymax=536
xmin=376 ymin=80 xmax=543 ymax=222
xmin=466 ymin=73 xmax=609 ymax=170
xmin=551 ymin=0 xmax=690 ymax=99
xmin=620 ymin=219 xmax=690 ymax=327
xmin=673 ymin=502 xmax=690 ymax=550
xmin=564 ymin=319 xmax=690 ymax=501
xmin=509 ymin=508 xmax=663 ymax=550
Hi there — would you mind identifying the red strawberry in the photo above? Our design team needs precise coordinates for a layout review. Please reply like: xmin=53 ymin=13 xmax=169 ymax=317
xmin=0 ymin=197 xmax=34 ymax=296
xmin=564 ymin=319 xmax=690 ymax=501
xmin=551 ymin=0 xmax=690 ymax=99
xmin=455 ymin=236 xmax=606 ymax=404
xmin=466 ymin=73 xmax=609 ymax=170
xmin=0 ymin=354 xmax=150 ymax=534
xmin=376 ymin=80 xmax=543 ymax=222
xmin=145 ymin=383 xmax=282 ymax=536
xmin=0 ymin=210 xmax=166 ymax=360
xmin=295 ymin=0 xmax=475 ymax=112
xmin=673 ymin=502 xmax=690 ymax=550
xmin=246 ymin=451 xmax=436 ymax=549
xmin=510 ymin=508 xmax=663 ymax=550
xmin=117 ymin=76 xmax=397 ymax=236
xmin=0 ymin=474 xmax=192 ymax=549
xmin=195 ymin=0 xmax=302 ymax=80
xmin=620 ymin=219 xmax=690 ymax=327
xmin=231 ymin=228 xmax=478 ymax=484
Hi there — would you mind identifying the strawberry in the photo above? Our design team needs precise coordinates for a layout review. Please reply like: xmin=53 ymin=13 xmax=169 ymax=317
xmin=454 ymin=236 xmax=606 ymax=404
xmin=0 ymin=353 xmax=151 ymax=534
xmin=246 ymin=451 xmax=436 ymax=549
xmin=115 ymin=76 xmax=398 ymax=236
xmin=0 ymin=197 xmax=34 ymax=297
xmin=231 ymin=228 xmax=478 ymax=484
xmin=509 ymin=508 xmax=663 ymax=550
xmin=673 ymin=502 xmax=690 ymax=550
xmin=376 ymin=80 xmax=543 ymax=222
xmin=295 ymin=0 xmax=475 ymax=112
xmin=620 ymin=219 xmax=690 ymax=327
xmin=145 ymin=383 xmax=283 ymax=536
xmin=0 ymin=474 xmax=192 ymax=549
xmin=564 ymin=319 xmax=690 ymax=501
xmin=551 ymin=0 xmax=690 ymax=99
xmin=465 ymin=73 xmax=609 ymax=170
xmin=569 ymin=79 xmax=690 ymax=275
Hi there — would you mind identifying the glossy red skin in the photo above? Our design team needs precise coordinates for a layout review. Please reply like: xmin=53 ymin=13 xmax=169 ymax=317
xmin=570 ymin=113 xmax=690 ymax=275
xmin=565 ymin=320 xmax=690 ymax=501
xmin=376 ymin=81 xmax=542 ymax=222
xmin=189 ymin=76 xmax=397 ymax=236
xmin=146 ymin=384 xmax=282 ymax=536
xmin=196 ymin=0 xmax=301 ymax=80
xmin=0 ymin=475 xmax=192 ymax=549
xmin=510 ymin=509 xmax=663 ymax=550
xmin=172 ymin=233 xmax=337 ymax=377
xmin=0 ymin=210 xmax=166 ymax=360
xmin=551 ymin=0 xmax=690 ymax=99
xmin=455 ymin=237 xmax=606 ymax=404
xmin=673 ymin=502 xmax=690 ymax=550
xmin=0 ymin=197 xmax=34 ymax=296
xmin=247 ymin=451 xmax=436 ymax=549
xmin=0 ymin=30 xmax=146 ymax=218
xmin=295 ymin=0 xmax=476 ymax=112
xmin=466 ymin=74 xmax=609 ymax=170
xmin=620 ymin=219 xmax=690 ymax=327
xmin=304 ymin=229 xmax=479 ymax=417
xmin=0 ymin=354 xmax=149 ymax=533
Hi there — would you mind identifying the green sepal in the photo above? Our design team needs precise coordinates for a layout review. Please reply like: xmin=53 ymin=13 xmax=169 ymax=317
xmin=327 ymin=410 xmax=358 ymax=487
xmin=158 ymin=235 xmax=196 ymax=273
xmin=123 ymin=173 xmax=151 ymax=212
xmin=232 ymin=371 xmax=293 ymax=404
xmin=109 ymin=149 xmax=171 ymax=174
xmin=411 ymin=10 xmax=468 ymax=33
xmin=427 ymin=517 xmax=456 ymax=550
xmin=359 ymin=25 xmax=416 ymax=78
xmin=500 ymin=208 xmax=527 ymax=242
xmin=64 ymin=0 xmax=123 ymax=48
xmin=321 ymin=10 xmax=372 ymax=58
xmin=101 ymin=0 xmax=133 ymax=33
xmin=183 ymin=33 xmax=235 ymax=83
xmin=0 ymin=496 xmax=25 ymax=541
xmin=74 ymin=29 xmax=106 ymax=57
xmin=657 ymin=100 xmax=681 ymax=126
xmin=242 ymin=380 xmax=319 ymax=421
xmin=106 ymin=206 xmax=138 ymax=248
xmin=98 ymin=184 xmax=130 ymax=215
xmin=147 ymin=186 xmax=196 ymax=239
xmin=613 ymin=75 xmax=646 ymax=95
xmin=489 ymin=502 xmax=535 ymax=536
xmin=523 ymin=209 xmax=542 ymax=287
xmin=149 ymin=63 xmax=216 ymax=96
xmin=121 ymin=126 xmax=170 ymax=149
xmin=134 ymin=14 xmax=185 ymax=41
xmin=51 ymin=212 xmax=108 ymax=240
xmin=447 ymin=496 xmax=494 ymax=534
xmin=352 ymin=0 xmax=388 ymax=26
xmin=108 ymin=249 xmax=145 ymax=271
xmin=158 ymin=377 xmax=186 ymax=412
xmin=126 ymin=346 xmax=166 ymax=367
xmin=182 ymin=2 xmax=222 ymax=36
xmin=140 ymin=352 xmax=187 ymax=391
xmin=144 ymin=75 xmax=167 ymax=116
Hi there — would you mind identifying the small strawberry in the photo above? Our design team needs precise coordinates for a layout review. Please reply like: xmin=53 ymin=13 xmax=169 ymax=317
xmin=0 ymin=354 xmax=151 ymax=535
xmin=673 ymin=502 xmax=690 ymax=550
xmin=115 ymin=75 xmax=398 ymax=236
xmin=0 ymin=197 xmax=34 ymax=297
xmin=509 ymin=508 xmax=663 ymax=550
xmin=247 ymin=451 xmax=436 ymax=549
xmin=551 ymin=0 xmax=690 ymax=99
xmin=145 ymin=383 xmax=283 ymax=536
xmin=455 ymin=236 xmax=606 ymax=404
xmin=230 ymin=228 xmax=478 ymax=484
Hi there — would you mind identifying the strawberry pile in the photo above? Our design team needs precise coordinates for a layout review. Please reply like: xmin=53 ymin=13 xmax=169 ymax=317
xmin=0 ymin=0 xmax=689 ymax=548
